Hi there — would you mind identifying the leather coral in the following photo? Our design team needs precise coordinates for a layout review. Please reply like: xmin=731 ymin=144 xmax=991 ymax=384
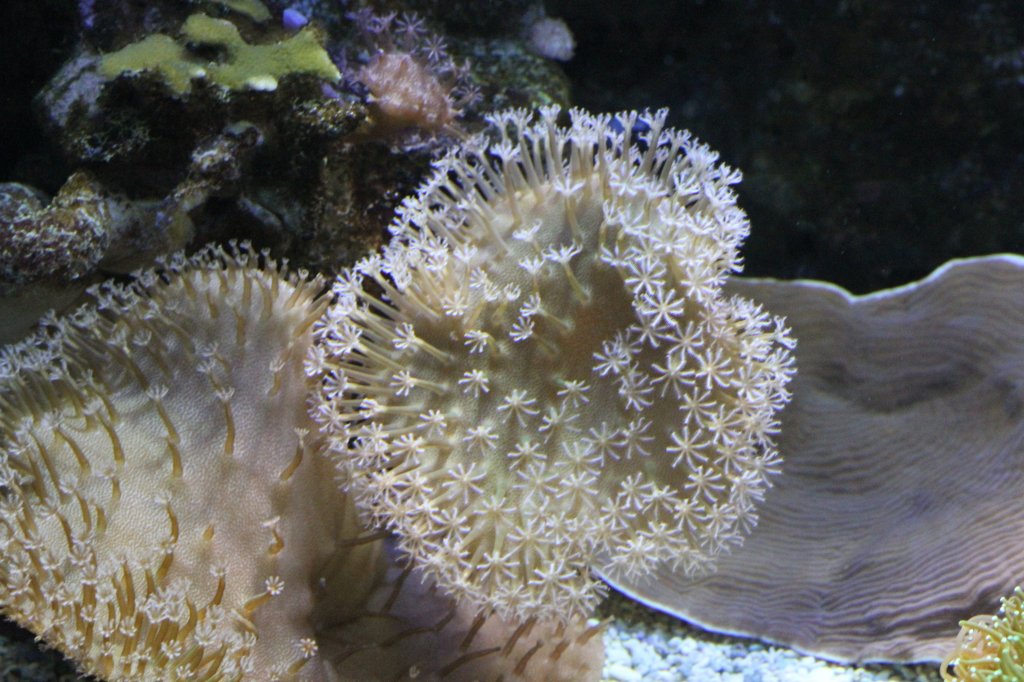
xmin=309 ymin=107 xmax=796 ymax=625
xmin=0 ymin=243 xmax=603 ymax=681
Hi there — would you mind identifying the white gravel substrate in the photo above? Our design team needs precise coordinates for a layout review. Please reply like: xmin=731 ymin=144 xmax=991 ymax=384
xmin=600 ymin=592 xmax=943 ymax=682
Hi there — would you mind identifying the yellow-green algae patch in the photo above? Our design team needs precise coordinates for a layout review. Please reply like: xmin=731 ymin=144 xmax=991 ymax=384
xmin=99 ymin=33 xmax=202 ymax=94
xmin=100 ymin=13 xmax=340 ymax=94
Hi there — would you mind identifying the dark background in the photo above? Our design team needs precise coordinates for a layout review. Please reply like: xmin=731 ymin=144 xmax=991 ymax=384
xmin=550 ymin=0 xmax=1024 ymax=292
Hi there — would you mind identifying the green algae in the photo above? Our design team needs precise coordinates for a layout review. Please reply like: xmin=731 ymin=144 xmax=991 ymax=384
xmin=100 ymin=13 xmax=340 ymax=95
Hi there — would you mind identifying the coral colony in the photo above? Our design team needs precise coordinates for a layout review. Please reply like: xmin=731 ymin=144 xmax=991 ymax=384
xmin=311 ymin=107 xmax=796 ymax=624
xmin=0 ymin=108 xmax=795 ymax=680
xmin=945 ymin=587 xmax=1024 ymax=681
xmin=626 ymin=256 xmax=1024 ymax=665
xmin=0 ymin=249 xmax=335 ymax=680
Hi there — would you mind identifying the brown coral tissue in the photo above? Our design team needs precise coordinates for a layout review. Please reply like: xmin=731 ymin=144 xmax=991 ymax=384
xmin=357 ymin=51 xmax=456 ymax=134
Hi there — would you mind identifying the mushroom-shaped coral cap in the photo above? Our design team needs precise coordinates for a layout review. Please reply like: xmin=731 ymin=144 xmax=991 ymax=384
xmin=0 ymin=245 xmax=339 ymax=680
xmin=612 ymin=255 xmax=1024 ymax=664
xmin=310 ymin=107 xmax=797 ymax=623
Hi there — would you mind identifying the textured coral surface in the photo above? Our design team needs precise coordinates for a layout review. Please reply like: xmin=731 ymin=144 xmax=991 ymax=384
xmin=0 ymin=247 xmax=337 ymax=679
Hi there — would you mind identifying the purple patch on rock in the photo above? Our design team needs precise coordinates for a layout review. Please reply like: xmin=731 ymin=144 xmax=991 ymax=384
xmin=283 ymin=8 xmax=309 ymax=32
